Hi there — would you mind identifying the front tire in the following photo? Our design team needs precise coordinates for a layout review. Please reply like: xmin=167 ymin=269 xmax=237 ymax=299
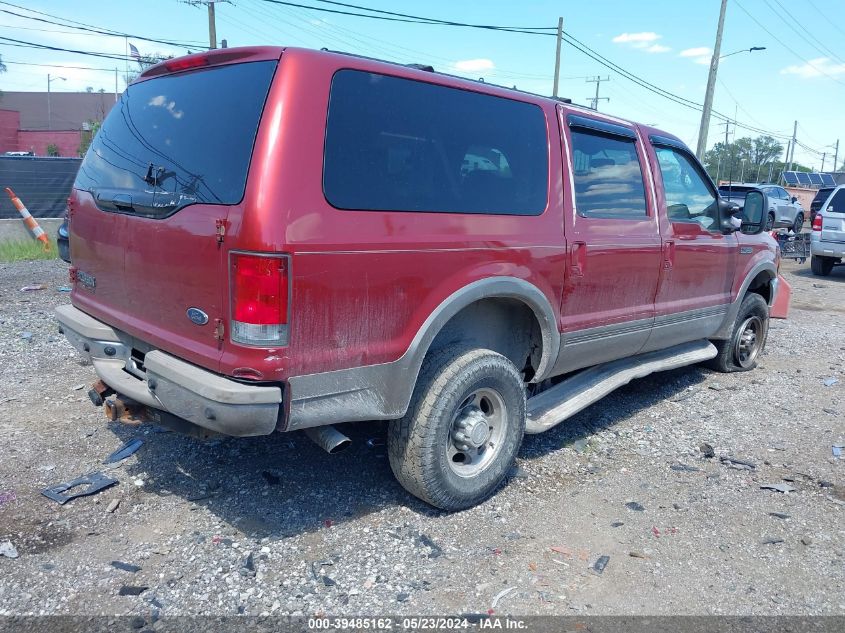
xmin=811 ymin=255 xmax=834 ymax=276
xmin=792 ymin=213 xmax=804 ymax=233
xmin=765 ymin=213 xmax=775 ymax=231
xmin=707 ymin=293 xmax=769 ymax=373
xmin=388 ymin=348 xmax=526 ymax=511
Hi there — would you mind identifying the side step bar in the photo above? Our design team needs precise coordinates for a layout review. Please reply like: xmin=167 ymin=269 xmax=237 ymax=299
xmin=525 ymin=339 xmax=717 ymax=434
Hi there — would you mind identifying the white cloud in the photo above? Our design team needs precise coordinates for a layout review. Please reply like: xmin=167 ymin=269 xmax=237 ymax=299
xmin=680 ymin=47 xmax=711 ymax=58
xmin=694 ymin=57 xmax=711 ymax=65
xmin=780 ymin=57 xmax=845 ymax=78
xmin=453 ymin=58 xmax=495 ymax=72
xmin=613 ymin=32 xmax=669 ymax=53
xmin=612 ymin=32 xmax=660 ymax=44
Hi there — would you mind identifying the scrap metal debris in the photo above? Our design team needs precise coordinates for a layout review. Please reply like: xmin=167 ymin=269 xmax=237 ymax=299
xmin=20 ymin=284 xmax=46 ymax=292
xmin=103 ymin=438 xmax=143 ymax=465
xmin=720 ymin=456 xmax=756 ymax=470
xmin=0 ymin=541 xmax=19 ymax=559
xmin=760 ymin=483 xmax=796 ymax=494
xmin=42 ymin=472 xmax=119 ymax=505
xmin=491 ymin=586 xmax=517 ymax=610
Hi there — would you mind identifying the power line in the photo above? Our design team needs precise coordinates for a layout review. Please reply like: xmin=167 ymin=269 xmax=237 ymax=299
xmin=763 ymin=0 xmax=845 ymax=65
xmin=0 ymin=58 xmax=119 ymax=72
xmin=734 ymin=0 xmax=845 ymax=87
xmin=0 ymin=4 xmax=203 ymax=49
xmin=806 ymin=0 xmax=845 ymax=38
xmin=0 ymin=35 xmax=146 ymax=62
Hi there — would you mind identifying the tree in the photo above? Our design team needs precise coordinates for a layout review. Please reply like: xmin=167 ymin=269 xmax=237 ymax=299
xmin=46 ymin=143 xmax=60 ymax=157
xmin=77 ymin=119 xmax=101 ymax=157
xmin=704 ymin=134 xmax=795 ymax=183
xmin=0 ymin=54 xmax=6 ymax=102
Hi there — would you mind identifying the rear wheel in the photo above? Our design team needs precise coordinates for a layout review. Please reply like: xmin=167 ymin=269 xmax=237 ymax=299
xmin=811 ymin=255 xmax=834 ymax=276
xmin=792 ymin=213 xmax=804 ymax=233
xmin=707 ymin=293 xmax=769 ymax=373
xmin=388 ymin=347 xmax=526 ymax=511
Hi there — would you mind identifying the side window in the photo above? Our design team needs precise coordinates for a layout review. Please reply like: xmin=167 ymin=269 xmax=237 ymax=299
xmin=323 ymin=70 xmax=548 ymax=215
xmin=828 ymin=189 xmax=845 ymax=213
xmin=779 ymin=188 xmax=791 ymax=201
xmin=569 ymin=129 xmax=648 ymax=217
xmin=654 ymin=147 xmax=718 ymax=230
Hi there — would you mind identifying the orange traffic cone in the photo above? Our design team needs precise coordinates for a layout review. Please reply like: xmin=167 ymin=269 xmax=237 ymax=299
xmin=5 ymin=187 xmax=50 ymax=251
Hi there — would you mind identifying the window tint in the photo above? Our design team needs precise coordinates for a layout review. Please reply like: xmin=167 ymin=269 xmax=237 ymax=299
xmin=827 ymin=189 xmax=845 ymax=213
xmin=75 ymin=61 xmax=277 ymax=216
xmin=655 ymin=147 xmax=718 ymax=230
xmin=569 ymin=129 xmax=647 ymax=217
xmin=323 ymin=70 xmax=548 ymax=215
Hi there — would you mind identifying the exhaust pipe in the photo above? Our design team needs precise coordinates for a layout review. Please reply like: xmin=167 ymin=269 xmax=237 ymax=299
xmin=304 ymin=425 xmax=351 ymax=454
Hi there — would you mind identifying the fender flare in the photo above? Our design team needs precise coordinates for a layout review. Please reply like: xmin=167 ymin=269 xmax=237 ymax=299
xmin=713 ymin=260 xmax=776 ymax=339
xmin=403 ymin=276 xmax=561 ymax=383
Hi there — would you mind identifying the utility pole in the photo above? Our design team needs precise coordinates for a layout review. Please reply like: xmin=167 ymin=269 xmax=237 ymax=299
xmin=552 ymin=17 xmax=563 ymax=98
xmin=789 ymin=120 xmax=797 ymax=171
xmin=833 ymin=139 xmax=840 ymax=173
xmin=207 ymin=1 xmax=217 ymax=49
xmin=715 ymin=119 xmax=732 ymax=183
xmin=585 ymin=76 xmax=610 ymax=110
xmin=821 ymin=152 xmax=826 ymax=173
xmin=696 ymin=0 xmax=728 ymax=159
xmin=182 ymin=1 xmax=226 ymax=50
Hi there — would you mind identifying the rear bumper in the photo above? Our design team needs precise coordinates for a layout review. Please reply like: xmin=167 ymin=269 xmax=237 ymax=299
xmin=811 ymin=240 xmax=845 ymax=259
xmin=55 ymin=304 xmax=282 ymax=436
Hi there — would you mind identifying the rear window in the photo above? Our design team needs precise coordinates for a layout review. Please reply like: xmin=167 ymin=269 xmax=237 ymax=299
xmin=826 ymin=189 xmax=845 ymax=213
xmin=75 ymin=60 xmax=277 ymax=215
xmin=813 ymin=188 xmax=833 ymax=203
xmin=323 ymin=70 xmax=548 ymax=215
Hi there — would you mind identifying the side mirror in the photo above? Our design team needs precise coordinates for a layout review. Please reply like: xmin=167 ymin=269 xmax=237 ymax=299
xmin=791 ymin=196 xmax=798 ymax=203
xmin=741 ymin=190 xmax=766 ymax=235
xmin=718 ymin=198 xmax=739 ymax=234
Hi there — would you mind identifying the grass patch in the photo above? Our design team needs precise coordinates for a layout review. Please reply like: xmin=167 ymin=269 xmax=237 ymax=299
xmin=0 ymin=238 xmax=59 ymax=262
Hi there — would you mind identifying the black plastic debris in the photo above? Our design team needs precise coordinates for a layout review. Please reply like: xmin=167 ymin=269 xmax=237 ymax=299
xmin=625 ymin=501 xmax=645 ymax=512
xmin=720 ymin=456 xmax=756 ymax=470
xmin=111 ymin=561 xmax=141 ymax=573
xmin=611 ymin=521 xmax=624 ymax=528
xmin=769 ymin=512 xmax=790 ymax=519
xmin=699 ymin=442 xmax=716 ymax=458
xmin=118 ymin=585 xmax=149 ymax=596
xmin=592 ymin=555 xmax=610 ymax=574
xmin=103 ymin=438 xmax=143 ymax=465
xmin=762 ymin=537 xmax=784 ymax=545
xmin=261 ymin=471 xmax=281 ymax=485
xmin=670 ymin=463 xmax=701 ymax=473
xmin=42 ymin=472 xmax=118 ymax=505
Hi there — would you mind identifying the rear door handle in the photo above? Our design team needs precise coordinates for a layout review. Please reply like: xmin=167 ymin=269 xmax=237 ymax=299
xmin=570 ymin=241 xmax=586 ymax=277
xmin=663 ymin=240 xmax=675 ymax=270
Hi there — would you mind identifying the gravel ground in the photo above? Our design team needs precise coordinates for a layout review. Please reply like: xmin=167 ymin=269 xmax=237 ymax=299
xmin=0 ymin=257 xmax=843 ymax=618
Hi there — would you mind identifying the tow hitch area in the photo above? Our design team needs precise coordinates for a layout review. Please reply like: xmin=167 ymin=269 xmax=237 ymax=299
xmin=102 ymin=395 xmax=221 ymax=440
xmin=88 ymin=379 xmax=114 ymax=407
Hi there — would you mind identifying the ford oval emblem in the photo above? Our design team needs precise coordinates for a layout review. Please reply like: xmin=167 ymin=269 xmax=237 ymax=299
xmin=186 ymin=307 xmax=209 ymax=326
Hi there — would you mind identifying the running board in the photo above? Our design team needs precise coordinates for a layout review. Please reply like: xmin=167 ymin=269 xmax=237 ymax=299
xmin=525 ymin=340 xmax=717 ymax=434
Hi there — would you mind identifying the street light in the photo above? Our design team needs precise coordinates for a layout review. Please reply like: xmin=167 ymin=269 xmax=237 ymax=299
xmin=694 ymin=3 xmax=767 ymax=159
xmin=47 ymin=74 xmax=66 ymax=131
xmin=720 ymin=46 xmax=766 ymax=60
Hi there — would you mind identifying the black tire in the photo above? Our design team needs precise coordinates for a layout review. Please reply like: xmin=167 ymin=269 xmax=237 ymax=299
xmin=792 ymin=213 xmax=804 ymax=233
xmin=811 ymin=255 xmax=834 ymax=276
xmin=765 ymin=213 xmax=775 ymax=231
xmin=706 ymin=293 xmax=769 ymax=373
xmin=388 ymin=347 xmax=526 ymax=511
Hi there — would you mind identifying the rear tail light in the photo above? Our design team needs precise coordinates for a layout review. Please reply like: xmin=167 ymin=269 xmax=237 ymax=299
xmin=230 ymin=253 xmax=289 ymax=346
xmin=812 ymin=213 xmax=823 ymax=231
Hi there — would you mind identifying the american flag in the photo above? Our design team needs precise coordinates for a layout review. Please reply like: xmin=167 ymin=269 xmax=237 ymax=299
xmin=129 ymin=43 xmax=140 ymax=59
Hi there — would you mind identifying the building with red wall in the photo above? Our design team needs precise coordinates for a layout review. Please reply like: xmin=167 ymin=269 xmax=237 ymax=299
xmin=0 ymin=91 xmax=115 ymax=157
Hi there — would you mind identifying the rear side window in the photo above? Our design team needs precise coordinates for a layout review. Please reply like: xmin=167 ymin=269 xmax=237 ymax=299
xmin=826 ymin=189 xmax=845 ymax=213
xmin=569 ymin=130 xmax=647 ymax=217
xmin=75 ymin=61 xmax=277 ymax=215
xmin=323 ymin=70 xmax=548 ymax=215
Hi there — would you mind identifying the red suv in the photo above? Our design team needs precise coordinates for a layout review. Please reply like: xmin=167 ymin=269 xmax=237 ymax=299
xmin=57 ymin=47 xmax=790 ymax=510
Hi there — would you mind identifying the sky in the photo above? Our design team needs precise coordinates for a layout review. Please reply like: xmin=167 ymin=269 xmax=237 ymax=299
xmin=1 ymin=0 xmax=843 ymax=170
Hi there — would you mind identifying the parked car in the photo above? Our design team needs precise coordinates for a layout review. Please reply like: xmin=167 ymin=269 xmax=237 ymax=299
xmin=55 ymin=47 xmax=790 ymax=510
xmin=719 ymin=183 xmax=804 ymax=232
xmin=57 ymin=216 xmax=70 ymax=263
xmin=810 ymin=185 xmax=845 ymax=276
xmin=810 ymin=186 xmax=835 ymax=226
